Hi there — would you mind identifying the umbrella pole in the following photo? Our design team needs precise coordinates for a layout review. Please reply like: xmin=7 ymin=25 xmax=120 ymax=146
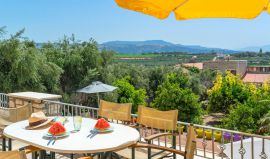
xmin=97 ymin=93 xmax=100 ymax=108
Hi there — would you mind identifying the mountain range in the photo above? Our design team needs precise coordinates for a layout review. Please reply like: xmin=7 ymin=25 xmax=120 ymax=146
xmin=100 ymin=40 xmax=239 ymax=54
xmin=239 ymin=45 xmax=270 ymax=52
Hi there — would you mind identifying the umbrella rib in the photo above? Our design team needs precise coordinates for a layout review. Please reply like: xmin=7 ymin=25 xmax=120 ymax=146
xmin=266 ymin=0 xmax=270 ymax=9
xmin=173 ymin=0 xmax=190 ymax=11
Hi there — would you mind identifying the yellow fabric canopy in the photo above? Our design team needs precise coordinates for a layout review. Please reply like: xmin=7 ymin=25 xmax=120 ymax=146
xmin=115 ymin=0 xmax=270 ymax=20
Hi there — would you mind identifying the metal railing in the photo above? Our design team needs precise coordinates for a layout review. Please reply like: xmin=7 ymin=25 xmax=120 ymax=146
xmin=44 ymin=100 xmax=99 ymax=119
xmin=42 ymin=100 xmax=270 ymax=159
xmin=0 ymin=93 xmax=9 ymax=108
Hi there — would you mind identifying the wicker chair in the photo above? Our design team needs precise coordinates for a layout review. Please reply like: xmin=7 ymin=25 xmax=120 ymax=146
xmin=0 ymin=150 xmax=27 ymax=159
xmin=132 ymin=123 xmax=196 ymax=159
xmin=0 ymin=148 xmax=40 ymax=159
xmin=0 ymin=103 xmax=41 ymax=159
xmin=99 ymin=100 xmax=132 ymax=123
xmin=77 ymin=100 xmax=132 ymax=159
xmin=0 ymin=103 xmax=32 ymax=151
xmin=134 ymin=106 xmax=179 ymax=159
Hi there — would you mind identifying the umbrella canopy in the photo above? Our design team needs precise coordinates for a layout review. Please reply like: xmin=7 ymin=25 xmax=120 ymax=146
xmin=77 ymin=81 xmax=117 ymax=94
xmin=115 ymin=0 xmax=270 ymax=20
xmin=77 ymin=81 xmax=117 ymax=107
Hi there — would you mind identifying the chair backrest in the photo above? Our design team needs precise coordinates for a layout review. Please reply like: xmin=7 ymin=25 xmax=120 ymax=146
xmin=137 ymin=106 xmax=178 ymax=131
xmin=99 ymin=100 xmax=132 ymax=121
xmin=0 ymin=150 xmax=27 ymax=159
xmin=185 ymin=124 xmax=196 ymax=159
xmin=0 ymin=103 xmax=32 ymax=123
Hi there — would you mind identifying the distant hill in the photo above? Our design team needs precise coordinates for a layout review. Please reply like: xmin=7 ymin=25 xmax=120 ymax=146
xmin=100 ymin=40 xmax=238 ymax=54
xmin=239 ymin=45 xmax=270 ymax=52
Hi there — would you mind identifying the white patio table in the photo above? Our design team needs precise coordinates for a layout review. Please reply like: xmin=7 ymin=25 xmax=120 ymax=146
xmin=4 ymin=117 xmax=140 ymax=159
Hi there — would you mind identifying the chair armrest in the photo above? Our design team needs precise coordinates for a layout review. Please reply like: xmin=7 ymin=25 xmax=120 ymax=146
xmin=129 ymin=124 xmax=140 ymax=129
xmin=77 ymin=157 xmax=93 ymax=159
xmin=133 ymin=143 xmax=186 ymax=156
xmin=20 ymin=145 xmax=41 ymax=154
xmin=144 ymin=132 xmax=173 ymax=141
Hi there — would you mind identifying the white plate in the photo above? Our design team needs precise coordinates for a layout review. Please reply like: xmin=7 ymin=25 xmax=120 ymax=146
xmin=92 ymin=126 xmax=114 ymax=133
xmin=43 ymin=132 xmax=70 ymax=138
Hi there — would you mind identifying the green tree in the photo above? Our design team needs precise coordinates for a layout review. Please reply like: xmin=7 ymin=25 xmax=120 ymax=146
xmin=153 ymin=73 xmax=202 ymax=124
xmin=259 ymin=111 xmax=270 ymax=134
xmin=0 ymin=30 xmax=62 ymax=93
xmin=208 ymin=72 xmax=250 ymax=113
xmin=113 ymin=77 xmax=146 ymax=113
xmin=223 ymin=103 xmax=256 ymax=133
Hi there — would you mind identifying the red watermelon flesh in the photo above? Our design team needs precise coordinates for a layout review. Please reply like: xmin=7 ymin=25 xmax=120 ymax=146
xmin=95 ymin=118 xmax=110 ymax=130
xmin=48 ymin=122 xmax=66 ymax=135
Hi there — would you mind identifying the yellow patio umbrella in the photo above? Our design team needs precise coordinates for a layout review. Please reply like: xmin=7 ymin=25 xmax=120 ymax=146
xmin=115 ymin=0 xmax=270 ymax=20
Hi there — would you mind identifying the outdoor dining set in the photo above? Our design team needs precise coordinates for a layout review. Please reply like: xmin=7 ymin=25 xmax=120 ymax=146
xmin=0 ymin=99 xmax=197 ymax=159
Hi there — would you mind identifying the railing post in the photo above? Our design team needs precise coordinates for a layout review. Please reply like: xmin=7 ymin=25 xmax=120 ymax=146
xmin=172 ymin=135 xmax=176 ymax=159
xmin=148 ymin=140 xmax=151 ymax=159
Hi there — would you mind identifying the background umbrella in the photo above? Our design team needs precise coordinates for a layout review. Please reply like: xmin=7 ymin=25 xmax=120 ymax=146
xmin=115 ymin=0 xmax=270 ymax=20
xmin=77 ymin=81 xmax=117 ymax=107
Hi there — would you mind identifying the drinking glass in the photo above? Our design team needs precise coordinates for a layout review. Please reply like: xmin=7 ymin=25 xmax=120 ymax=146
xmin=73 ymin=116 xmax=82 ymax=131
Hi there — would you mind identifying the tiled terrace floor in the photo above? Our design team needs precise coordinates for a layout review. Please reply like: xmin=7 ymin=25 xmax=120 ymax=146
xmin=8 ymin=139 xmax=224 ymax=159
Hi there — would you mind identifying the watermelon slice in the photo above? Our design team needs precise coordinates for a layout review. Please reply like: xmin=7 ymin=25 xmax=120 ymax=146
xmin=95 ymin=118 xmax=110 ymax=130
xmin=48 ymin=122 xmax=66 ymax=136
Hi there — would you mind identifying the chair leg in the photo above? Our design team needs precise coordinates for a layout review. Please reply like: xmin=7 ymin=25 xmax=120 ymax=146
xmin=112 ymin=152 xmax=121 ymax=159
xmin=2 ymin=137 xmax=6 ymax=151
xmin=131 ymin=147 xmax=135 ymax=159
xmin=39 ymin=150 xmax=46 ymax=159
xmin=8 ymin=138 xmax=12 ymax=151
xmin=31 ymin=152 xmax=37 ymax=159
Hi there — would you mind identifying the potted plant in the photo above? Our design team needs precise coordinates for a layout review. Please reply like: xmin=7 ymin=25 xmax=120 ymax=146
xmin=214 ymin=131 xmax=222 ymax=142
xmin=178 ymin=125 xmax=185 ymax=134
xmin=205 ymin=130 xmax=212 ymax=140
xmin=196 ymin=128 xmax=204 ymax=138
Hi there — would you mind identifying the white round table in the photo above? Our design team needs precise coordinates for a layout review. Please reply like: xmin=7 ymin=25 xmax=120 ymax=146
xmin=4 ymin=117 xmax=140 ymax=154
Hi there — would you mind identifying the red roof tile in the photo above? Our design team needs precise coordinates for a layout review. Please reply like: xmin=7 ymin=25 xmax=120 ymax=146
xmin=242 ymin=73 xmax=270 ymax=83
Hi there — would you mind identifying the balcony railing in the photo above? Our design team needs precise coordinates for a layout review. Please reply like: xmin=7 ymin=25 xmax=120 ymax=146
xmin=0 ymin=93 xmax=9 ymax=108
xmin=43 ymin=100 xmax=270 ymax=159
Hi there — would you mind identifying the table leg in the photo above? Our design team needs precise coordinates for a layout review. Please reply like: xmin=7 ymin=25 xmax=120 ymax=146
xmin=50 ymin=152 xmax=56 ymax=159
xmin=100 ymin=152 xmax=107 ymax=159
xmin=100 ymin=152 xmax=120 ymax=159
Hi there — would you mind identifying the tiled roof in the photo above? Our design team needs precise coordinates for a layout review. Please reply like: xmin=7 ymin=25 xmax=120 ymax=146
xmin=182 ymin=63 xmax=203 ymax=70
xmin=242 ymin=73 xmax=270 ymax=83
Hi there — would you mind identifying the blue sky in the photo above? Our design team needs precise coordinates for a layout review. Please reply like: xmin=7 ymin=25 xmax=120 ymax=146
xmin=1 ymin=0 xmax=270 ymax=49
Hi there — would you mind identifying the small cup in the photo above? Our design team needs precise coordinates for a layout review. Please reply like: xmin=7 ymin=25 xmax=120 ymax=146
xmin=73 ymin=116 xmax=82 ymax=132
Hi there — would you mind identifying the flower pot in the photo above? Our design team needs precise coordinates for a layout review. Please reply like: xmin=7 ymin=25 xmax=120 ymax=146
xmin=233 ymin=134 xmax=241 ymax=141
xmin=214 ymin=131 xmax=222 ymax=142
xmin=205 ymin=130 xmax=212 ymax=140
xmin=196 ymin=128 xmax=204 ymax=138
xmin=223 ymin=132 xmax=231 ymax=141
xmin=179 ymin=125 xmax=185 ymax=134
